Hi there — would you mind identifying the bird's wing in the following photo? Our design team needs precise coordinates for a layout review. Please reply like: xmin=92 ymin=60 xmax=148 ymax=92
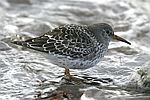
xmin=12 ymin=24 xmax=96 ymax=58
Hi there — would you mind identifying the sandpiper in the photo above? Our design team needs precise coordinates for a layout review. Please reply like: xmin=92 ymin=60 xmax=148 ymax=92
xmin=12 ymin=23 xmax=131 ymax=80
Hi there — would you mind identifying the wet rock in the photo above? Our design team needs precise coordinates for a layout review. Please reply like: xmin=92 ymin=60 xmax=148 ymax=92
xmin=137 ymin=60 xmax=150 ymax=89
xmin=34 ymin=91 xmax=69 ymax=100
xmin=80 ymin=89 xmax=108 ymax=100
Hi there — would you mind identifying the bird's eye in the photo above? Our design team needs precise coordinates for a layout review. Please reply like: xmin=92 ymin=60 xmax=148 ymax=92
xmin=105 ymin=29 xmax=111 ymax=35
xmin=106 ymin=30 xmax=110 ymax=34
xmin=104 ymin=29 xmax=114 ymax=37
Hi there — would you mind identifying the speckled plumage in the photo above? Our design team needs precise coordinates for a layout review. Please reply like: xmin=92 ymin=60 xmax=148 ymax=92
xmin=12 ymin=23 xmax=130 ymax=69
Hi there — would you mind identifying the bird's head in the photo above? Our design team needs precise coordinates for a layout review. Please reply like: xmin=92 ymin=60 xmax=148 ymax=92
xmin=88 ymin=23 xmax=131 ymax=45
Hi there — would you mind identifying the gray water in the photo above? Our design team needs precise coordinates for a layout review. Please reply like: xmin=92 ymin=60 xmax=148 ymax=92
xmin=0 ymin=0 xmax=150 ymax=100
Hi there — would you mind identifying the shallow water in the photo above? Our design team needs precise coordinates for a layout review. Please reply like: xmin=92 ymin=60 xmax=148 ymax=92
xmin=0 ymin=0 xmax=150 ymax=100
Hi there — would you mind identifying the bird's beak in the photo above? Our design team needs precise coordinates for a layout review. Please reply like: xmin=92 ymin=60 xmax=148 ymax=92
xmin=114 ymin=34 xmax=131 ymax=45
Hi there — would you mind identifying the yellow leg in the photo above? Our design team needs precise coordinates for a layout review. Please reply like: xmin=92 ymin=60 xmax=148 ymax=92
xmin=64 ymin=68 xmax=83 ymax=82
xmin=65 ymin=68 xmax=71 ymax=76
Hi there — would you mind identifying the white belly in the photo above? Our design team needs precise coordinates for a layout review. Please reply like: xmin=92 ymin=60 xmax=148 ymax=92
xmin=42 ymin=50 xmax=106 ymax=69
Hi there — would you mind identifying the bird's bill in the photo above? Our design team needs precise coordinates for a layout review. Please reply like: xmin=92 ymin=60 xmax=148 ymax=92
xmin=114 ymin=34 xmax=131 ymax=45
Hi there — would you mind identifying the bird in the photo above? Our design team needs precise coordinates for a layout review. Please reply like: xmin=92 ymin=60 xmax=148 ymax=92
xmin=12 ymin=23 xmax=131 ymax=81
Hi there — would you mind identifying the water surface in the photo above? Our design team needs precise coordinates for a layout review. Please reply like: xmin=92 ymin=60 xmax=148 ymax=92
xmin=0 ymin=0 xmax=150 ymax=100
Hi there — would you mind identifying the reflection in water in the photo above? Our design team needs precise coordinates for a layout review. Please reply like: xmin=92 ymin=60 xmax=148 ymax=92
xmin=0 ymin=0 xmax=150 ymax=100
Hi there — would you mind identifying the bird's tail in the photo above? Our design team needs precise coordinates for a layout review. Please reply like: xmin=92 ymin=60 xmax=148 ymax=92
xmin=11 ymin=40 xmax=48 ymax=53
xmin=11 ymin=41 xmax=28 ymax=47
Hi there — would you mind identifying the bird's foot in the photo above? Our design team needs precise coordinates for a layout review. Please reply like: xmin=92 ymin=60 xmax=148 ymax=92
xmin=64 ymin=68 xmax=84 ymax=83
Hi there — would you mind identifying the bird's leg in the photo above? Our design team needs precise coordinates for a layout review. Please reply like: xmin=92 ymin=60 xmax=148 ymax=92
xmin=65 ymin=68 xmax=71 ymax=76
xmin=64 ymin=68 xmax=83 ymax=82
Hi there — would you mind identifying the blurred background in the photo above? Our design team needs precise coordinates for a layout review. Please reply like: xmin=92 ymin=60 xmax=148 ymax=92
xmin=0 ymin=0 xmax=150 ymax=100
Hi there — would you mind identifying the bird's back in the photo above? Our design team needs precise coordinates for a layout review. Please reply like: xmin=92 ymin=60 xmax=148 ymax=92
xmin=12 ymin=24 xmax=107 ymax=69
